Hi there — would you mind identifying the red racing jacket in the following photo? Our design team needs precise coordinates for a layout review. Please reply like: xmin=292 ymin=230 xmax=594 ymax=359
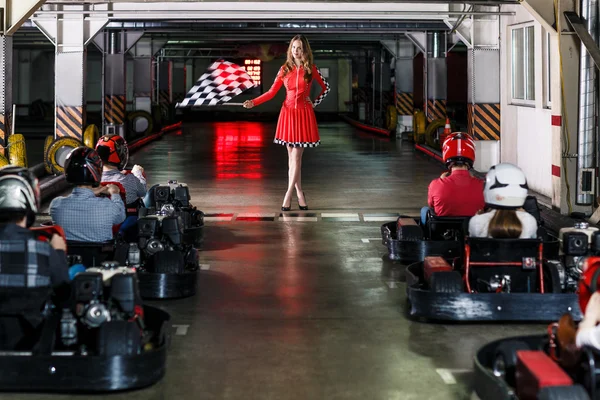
xmin=252 ymin=64 xmax=330 ymax=109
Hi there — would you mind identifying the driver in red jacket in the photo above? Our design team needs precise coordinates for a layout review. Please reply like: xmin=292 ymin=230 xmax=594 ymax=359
xmin=421 ymin=132 xmax=485 ymax=225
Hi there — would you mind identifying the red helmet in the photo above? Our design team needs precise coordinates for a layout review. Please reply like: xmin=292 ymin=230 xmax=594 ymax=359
xmin=442 ymin=132 xmax=476 ymax=169
xmin=578 ymin=257 xmax=600 ymax=314
xmin=95 ymin=134 xmax=129 ymax=170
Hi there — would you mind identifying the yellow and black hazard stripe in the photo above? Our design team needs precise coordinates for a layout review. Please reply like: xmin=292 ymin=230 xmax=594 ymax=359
xmin=172 ymin=92 xmax=186 ymax=103
xmin=104 ymin=95 xmax=126 ymax=125
xmin=56 ymin=105 xmax=84 ymax=139
xmin=396 ymin=92 xmax=413 ymax=116
xmin=468 ymin=103 xmax=500 ymax=140
xmin=0 ymin=113 xmax=8 ymax=151
xmin=426 ymin=99 xmax=446 ymax=122
xmin=159 ymin=90 xmax=170 ymax=115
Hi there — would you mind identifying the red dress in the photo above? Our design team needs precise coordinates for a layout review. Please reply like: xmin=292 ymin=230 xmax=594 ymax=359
xmin=252 ymin=64 xmax=330 ymax=147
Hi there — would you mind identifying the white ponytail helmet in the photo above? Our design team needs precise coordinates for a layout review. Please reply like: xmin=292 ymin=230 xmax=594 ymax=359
xmin=484 ymin=163 xmax=529 ymax=208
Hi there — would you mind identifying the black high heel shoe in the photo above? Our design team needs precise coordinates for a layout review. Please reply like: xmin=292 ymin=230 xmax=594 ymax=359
xmin=281 ymin=206 xmax=291 ymax=212
xmin=298 ymin=192 xmax=308 ymax=211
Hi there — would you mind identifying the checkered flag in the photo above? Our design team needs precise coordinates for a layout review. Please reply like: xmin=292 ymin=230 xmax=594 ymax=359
xmin=176 ymin=60 xmax=256 ymax=107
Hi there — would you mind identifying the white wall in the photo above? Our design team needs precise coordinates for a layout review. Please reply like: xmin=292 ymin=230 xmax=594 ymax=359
xmin=500 ymin=4 xmax=559 ymax=201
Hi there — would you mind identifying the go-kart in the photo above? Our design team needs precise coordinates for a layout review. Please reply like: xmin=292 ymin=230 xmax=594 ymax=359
xmin=68 ymin=179 xmax=203 ymax=300
xmin=132 ymin=180 xmax=203 ymax=299
xmin=381 ymin=196 xmax=560 ymax=264
xmin=0 ymin=239 xmax=170 ymax=393
xmin=404 ymin=236 xmax=582 ymax=321
xmin=380 ymin=213 xmax=467 ymax=264
xmin=473 ymin=304 xmax=600 ymax=400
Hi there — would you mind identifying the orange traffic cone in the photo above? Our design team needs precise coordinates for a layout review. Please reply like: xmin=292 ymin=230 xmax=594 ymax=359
xmin=441 ymin=118 xmax=451 ymax=144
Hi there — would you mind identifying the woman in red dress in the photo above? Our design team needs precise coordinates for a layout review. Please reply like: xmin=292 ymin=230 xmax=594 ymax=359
xmin=243 ymin=35 xmax=330 ymax=211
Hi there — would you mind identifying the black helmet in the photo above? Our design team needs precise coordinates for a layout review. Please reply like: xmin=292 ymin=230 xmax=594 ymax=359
xmin=0 ymin=166 xmax=40 ymax=227
xmin=95 ymin=134 xmax=129 ymax=170
xmin=65 ymin=147 xmax=103 ymax=187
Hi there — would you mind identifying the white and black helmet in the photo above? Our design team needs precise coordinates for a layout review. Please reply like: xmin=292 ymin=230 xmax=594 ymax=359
xmin=0 ymin=166 xmax=40 ymax=227
xmin=484 ymin=163 xmax=529 ymax=209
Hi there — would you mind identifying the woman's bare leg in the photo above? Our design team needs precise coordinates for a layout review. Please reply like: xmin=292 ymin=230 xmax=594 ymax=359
xmin=282 ymin=146 xmax=304 ymax=208
xmin=294 ymin=148 xmax=306 ymax=206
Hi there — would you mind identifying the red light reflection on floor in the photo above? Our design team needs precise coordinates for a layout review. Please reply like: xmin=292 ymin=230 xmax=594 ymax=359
xmin=215 ymin=122 xmax=265 ymax=179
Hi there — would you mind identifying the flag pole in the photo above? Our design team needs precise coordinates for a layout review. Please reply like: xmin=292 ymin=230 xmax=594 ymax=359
xmin=176 ymin=102 xmax=244 ymax=108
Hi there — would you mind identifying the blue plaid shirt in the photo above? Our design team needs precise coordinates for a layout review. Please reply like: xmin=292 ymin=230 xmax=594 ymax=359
xmin=49 ymin=188 xmax=126 ymax=242
xmin=0 ymin=223 xmax=69 ymax=287
xmin=102 ymin=169 xmax=147 ymax=205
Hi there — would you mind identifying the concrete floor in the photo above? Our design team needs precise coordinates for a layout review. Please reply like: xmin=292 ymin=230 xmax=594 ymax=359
xmin=6 ymin=121 xmax=546 ymax=400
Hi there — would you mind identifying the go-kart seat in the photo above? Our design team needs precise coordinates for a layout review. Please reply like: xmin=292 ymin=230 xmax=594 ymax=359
xmin=426 ymin=211 xmax=470 ymax=241
xmin=465 ymin=237 xmax=544 ymax=293
xmin=66 ymin=240 xmax=115 ymax=267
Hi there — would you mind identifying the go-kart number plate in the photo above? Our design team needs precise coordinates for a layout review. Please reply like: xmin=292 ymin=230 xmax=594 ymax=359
xmin=522 ymin=257 xmax=537 ymax=270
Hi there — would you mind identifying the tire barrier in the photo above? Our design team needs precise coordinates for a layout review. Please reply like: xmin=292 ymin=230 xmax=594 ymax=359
xmin=43 ymin=136 xmax=53 ymax=173
xmin=412 ymin=110 xmax=426 ymax=143
xmin=385 ymin=105 xmax=397 ymax=132
xmin=45 ymin=137 xmax=82 ymax=174
xmin=424 ymin=118 xmax=456 ymax=150
xmin=128 ymin=111 xmax=154 ymax=137
xmin=8 ymin=134 xmax=27 ymax=168
xmin=0 ymin=154 xmax=9 ymax=168
xmin=468 ymin=103 xmax=501 ymax=140
xmin=83 ymin=124 xmax=99 ymax=149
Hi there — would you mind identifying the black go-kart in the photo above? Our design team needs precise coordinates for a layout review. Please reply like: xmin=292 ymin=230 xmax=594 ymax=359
xmin=0 ymin=261 xmax=170 ymax=393
xmin=404 ymin=236 xmax=582 ymax=322
xmin=473 ymin=314 xmax=597 ymax=400
xmin=67 ymin=180 xmax=204 ymax=300
xmin=380 ymin=196 xmax=560 ymax=264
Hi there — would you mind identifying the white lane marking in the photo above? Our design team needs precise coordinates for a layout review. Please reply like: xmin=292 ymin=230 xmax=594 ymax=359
xmin=199 ymin=264 xmax=211 ymax=270
xmin=237 ymin=213 xmax=276 ymax=218
xmin=436 ymin=368 xmax=471 ymax=385
xmin=321 ymin=213 xmax=360 ymax=220
xmin=204 ymin=216 xmax=233 ymax=221
xmin=279 ymin=216 xmax=318 ymax=222
xmin=363 ymin=216 xmax=397 ymax=222
xmin=385 ymin=280 xmax=398 ymax=289
xmin=361 ymin=238 xmax=384 ymax=243
xmin=173 ymin=324 xmax=190 ymax=336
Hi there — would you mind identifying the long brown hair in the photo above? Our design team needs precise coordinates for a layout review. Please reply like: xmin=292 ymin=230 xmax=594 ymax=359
xmin=488 ymin=209 xmax=522 ymax=239
xmin=282 ymin=35 xmax=313 ymax=82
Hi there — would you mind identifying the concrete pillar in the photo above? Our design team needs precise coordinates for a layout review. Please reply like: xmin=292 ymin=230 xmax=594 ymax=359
xmin=172 ymin=61 xmax=186 ymax=105
xmin=133 ymin=57 xmax=152 ymax=114
xmin=34 ymin=7 xmax=107 ymax=140
xmin=468 ymin=48 xmax=500 ymax=172
xmin=425 ymin=32 xmax=447 ymax=123
xmin=0 ymin=36 xmax=13 ymax=152
xmin=103 ymin=31 xmax=127 ymax=137
xmin=157 ymin=60 xmax=172 ymax=119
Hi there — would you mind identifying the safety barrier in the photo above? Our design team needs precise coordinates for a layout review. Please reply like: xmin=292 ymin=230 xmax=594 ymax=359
xmin=467 ymin=103 xmax=500 ymax=140
xmin=426 ymin=99 xmax=447 ymax=123
xmin=396 ymin=92 xmax=413 ymax=116
xmin=56 ymin=106 xmax=84 ymax=139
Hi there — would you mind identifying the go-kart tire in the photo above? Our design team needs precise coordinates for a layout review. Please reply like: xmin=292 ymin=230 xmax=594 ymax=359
xmin=8 ymin=134 xmax=27 ymax=167
xmin=138 ymin=270 xmax=198 ymax=299
xmin=46 ymin=137 xmax=83 ymax=174
xmin=538 ymin=385 xmax=589 ymax=400
xmin=97 ymin=320 xmax=141 ymax=357
xmin=83 ymin=124 xmax=99 ymax=149
xmin=128 ymin=110 xmax=154 ymax=137
xmin=544 ymin=261 xmax=562 ymax=294
xmin=492 ymin=340 xmax=530 ymax=387
xmin=150 ymin=250 xmax=185 ymax=274
xmin=429 ymin=271 xmax=463 ymax=293
xmin=43 ymin=135 xmax=53 ymax=173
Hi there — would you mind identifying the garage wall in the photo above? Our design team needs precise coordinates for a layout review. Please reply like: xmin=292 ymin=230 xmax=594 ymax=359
xmin=500 ymin=4 xmax=559 ymax=201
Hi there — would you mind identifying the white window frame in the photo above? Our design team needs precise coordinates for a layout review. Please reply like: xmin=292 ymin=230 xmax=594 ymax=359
xmin=542 ymin=29 xmax=552 ymax=109
xmin=509 ymin=22 xmax=536 ymax=107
